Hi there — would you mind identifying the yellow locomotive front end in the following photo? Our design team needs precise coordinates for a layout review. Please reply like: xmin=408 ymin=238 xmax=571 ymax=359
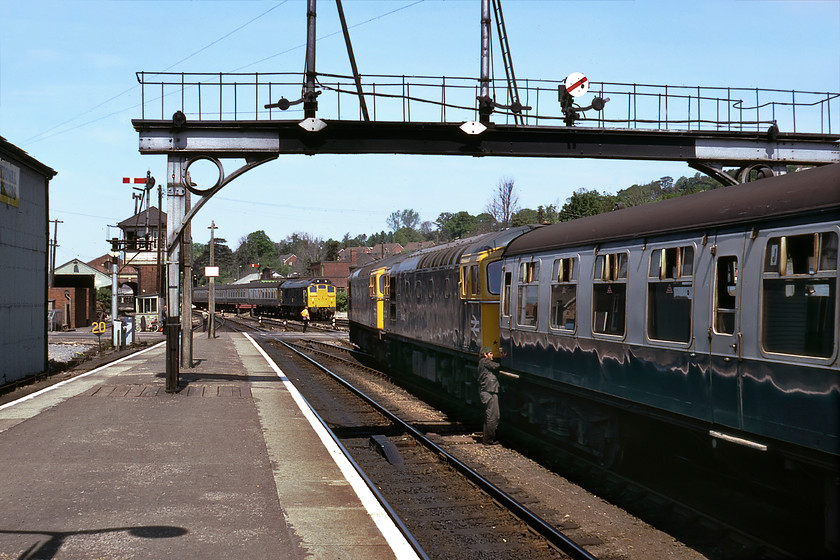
xmin=305 ymin=279 xmax=337 ymax=320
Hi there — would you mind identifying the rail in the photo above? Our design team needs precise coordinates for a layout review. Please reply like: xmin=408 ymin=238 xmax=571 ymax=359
xmin=283 ymin=339 xmax=599 ymax=560
xmin=137 ymin=71 xmax=839 ymax=135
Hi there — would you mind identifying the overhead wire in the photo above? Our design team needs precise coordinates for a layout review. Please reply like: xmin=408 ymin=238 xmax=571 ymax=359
xmin=22 ymin=0 xmax=291 ymax=146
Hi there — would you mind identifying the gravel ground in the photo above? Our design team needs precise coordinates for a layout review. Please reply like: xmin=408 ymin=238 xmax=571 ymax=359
xmin=48 ymin=343 xmax=98 ymax=363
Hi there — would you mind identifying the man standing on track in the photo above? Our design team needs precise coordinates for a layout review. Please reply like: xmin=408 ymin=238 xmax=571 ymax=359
xmin=477 ymin=346 xmax=501 ymax=445
xmin=301 ymin=307 xmax=310 ymax=332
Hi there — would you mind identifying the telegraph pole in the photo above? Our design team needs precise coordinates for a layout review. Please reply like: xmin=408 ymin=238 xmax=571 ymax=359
xmin=49 ymin=219 xmax=63 ymax=288
xmin=208 ymin=221 xmax=217 ymax=338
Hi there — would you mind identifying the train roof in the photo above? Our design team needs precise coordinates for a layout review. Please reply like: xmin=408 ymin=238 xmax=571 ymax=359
xmin=505 ymin=164 xmax=840 ymax=257
xmin=351 ymin=226 xmax=534 ymax=277
xmin=280 ymin=277 xmax=333 ymax=288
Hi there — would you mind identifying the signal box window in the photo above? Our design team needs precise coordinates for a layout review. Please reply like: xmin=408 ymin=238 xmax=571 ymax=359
xmin=517 ymin=261 xmax=539 ymax=327
xmin=762 ymin=231 xmax=837 ymax=357
xmin=647 ymin=246 xmax=694 ymax=342
xmin=593 ymin=252 xmax=628 ymax=336
xmin=550 ymin=257 xmax=578 ymax=331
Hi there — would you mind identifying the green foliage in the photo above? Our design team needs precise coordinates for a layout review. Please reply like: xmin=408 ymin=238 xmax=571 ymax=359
xmin=559 ymin=189 xmax=616 ymax=221
xmin=437 ymin=211 xmax=478 ymax=241
xmin=335 ymin=290 xmax=348 ymax=312
xmin=394 ymin=226 xmax=423 ymax=246
xmin=510 ymin=208 xmax=539 ymax=227
xmin=97 ymin=286 xmax=111 ymax=307
xmin=194 ymin=239 xmax=235 ymax=284
xmin=387 ymin=209 xmax=421 ymax=232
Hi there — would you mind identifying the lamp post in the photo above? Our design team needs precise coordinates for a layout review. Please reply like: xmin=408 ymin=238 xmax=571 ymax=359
xmin=208 ymin=221 xmax=218 ymax=338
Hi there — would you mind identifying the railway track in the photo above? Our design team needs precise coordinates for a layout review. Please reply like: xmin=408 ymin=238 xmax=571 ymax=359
xmin=218 ymin=316 xmax=813 ymax=558
xmin=278 ymin=336 xmax=807 ymax=560
xmin=268 ymin=337 xmax=596 ymax=560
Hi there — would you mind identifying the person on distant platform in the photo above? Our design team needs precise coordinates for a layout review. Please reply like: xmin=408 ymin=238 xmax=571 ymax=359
xmin=301 ymin=307 xmax=310 ymax=332
xmin=202 ymin=310 xmax=209 ymax=332
xmin=477 ymin=346 xmax=501 ymax=445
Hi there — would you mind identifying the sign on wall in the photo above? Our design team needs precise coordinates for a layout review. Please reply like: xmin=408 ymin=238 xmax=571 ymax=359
xmin=0 ymin=159 xmax=20 ymax=207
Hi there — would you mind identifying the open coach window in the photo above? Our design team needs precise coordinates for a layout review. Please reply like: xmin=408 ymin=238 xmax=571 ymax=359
xmin=550 ymin=257 xmax=578 ymax=331
xmin=517 ymin=260 xmax=539 ymax=327
xmin=593 ymin=252 xmax=628 ymax=336
xmin=762 ymin=231 xmax=837 ymax=357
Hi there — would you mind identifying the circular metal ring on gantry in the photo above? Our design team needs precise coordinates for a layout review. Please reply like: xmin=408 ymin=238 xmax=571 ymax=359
xmin=737 ymin=163 xmax=776 ymax=183
xmin=184 ymin=155 xmax=224 ymax=195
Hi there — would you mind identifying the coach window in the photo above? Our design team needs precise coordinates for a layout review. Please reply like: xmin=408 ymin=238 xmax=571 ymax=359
xmin=714 ymin=256 xmax=738 ymax=335
xmin=647 ymin=246 xmax=694 ymax=342
xmin=550 ymin=257 xmax=578 ymax=331
xmin=502 ymin=271 xmax=512 ymax=317
xmin=517 ymin=261 xmax=540 ymax=327
xmin=593 ymin=252 xmax=628 ymax=336
xmin=762 ymin=231 xmax=837 ymax=357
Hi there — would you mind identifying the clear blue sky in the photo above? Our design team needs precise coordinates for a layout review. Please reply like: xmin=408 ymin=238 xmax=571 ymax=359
xmin=2 ymin=0 xmax=838 ymax=263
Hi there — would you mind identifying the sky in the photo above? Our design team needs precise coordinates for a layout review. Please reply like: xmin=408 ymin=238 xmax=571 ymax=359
xmin=1 ymin=0 xmax=838 ymax=264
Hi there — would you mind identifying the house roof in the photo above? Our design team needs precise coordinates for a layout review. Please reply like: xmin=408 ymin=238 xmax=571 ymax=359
xmin=55 ymin=258 xmax=112 ymax=289
xmin=118 ymin=206 xmax=167 ymax=229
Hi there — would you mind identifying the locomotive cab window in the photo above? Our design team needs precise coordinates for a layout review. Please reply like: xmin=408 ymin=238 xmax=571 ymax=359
xmin=460 ymin=264 xmax=481 ymax=298
xmin=487 ymin=260 xmax=503 ymax=295
xmin=762 ymin=231 xmax=837 ymax=358
xmin=550 ymin=257 xmax=578 ymax=331
xmin=647 ymin=246 xmax=694 ymax=343
xmin=593 ymin=252 xmax=628 ymax=336
xmin=517 ymin=261 xmax=540 ymax=327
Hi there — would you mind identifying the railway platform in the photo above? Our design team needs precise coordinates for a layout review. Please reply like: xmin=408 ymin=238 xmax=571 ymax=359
xmin=0 ymin=332 xmax=419 ymax=559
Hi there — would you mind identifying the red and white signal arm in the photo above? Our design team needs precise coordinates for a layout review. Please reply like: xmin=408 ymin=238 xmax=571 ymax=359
xmin=564 ymin=72 xmax=589 ymax=98
xmin=204 ymin=266 xmax=219 ymax=277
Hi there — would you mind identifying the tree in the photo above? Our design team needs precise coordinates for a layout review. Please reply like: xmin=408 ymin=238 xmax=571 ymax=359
xmin=437 ymin=211 xmax=478 ymax=241
xmin=486 ymin=177 xmax=520 ymax=229
xmin=386 ymin=209 xmax=421 ymax=232
xmin=235 ymin=230 xmax=278 ymax=273
xmin=510 ymin=208 xmax=539 ymax=227
xmin=194 ymin=239 xmax=235 ymax=284
xmin=559 ymin=189 xmax=615 ymax=221
xmin=323 ymin=239 xmax=341 ymax=261
xmin=394 ymin=226 xmax=423 ymax=246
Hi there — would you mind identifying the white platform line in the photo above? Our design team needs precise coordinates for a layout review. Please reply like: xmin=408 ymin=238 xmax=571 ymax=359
xmin=0 ymin=342 xmax=165 ymax=411
xmin=243 ymin=332 xmax=421 ymax=560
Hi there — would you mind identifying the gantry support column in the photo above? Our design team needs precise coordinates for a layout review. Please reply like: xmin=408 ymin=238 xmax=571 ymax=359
xmin=165 ymin=156 xmax=187 ymax=392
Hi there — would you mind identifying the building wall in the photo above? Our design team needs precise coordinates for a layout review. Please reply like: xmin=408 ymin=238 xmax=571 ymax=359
xmin=48 ymin=282 xmax=96 ymax=330
xmin=0 ymin=142 xmax=54 ymax=384
xmin=308 ymin=261 xmax=351 ymax=291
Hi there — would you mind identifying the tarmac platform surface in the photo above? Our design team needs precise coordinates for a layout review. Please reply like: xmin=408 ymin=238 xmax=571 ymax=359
xmin=0 ymin=332 xmax=420 ymax=559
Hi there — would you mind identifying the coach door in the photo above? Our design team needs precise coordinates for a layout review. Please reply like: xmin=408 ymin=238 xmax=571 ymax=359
xmin=369 ymin=267 xmax=389 ymax=332
xmin=707 ymin=234 xmax=746 ymax=428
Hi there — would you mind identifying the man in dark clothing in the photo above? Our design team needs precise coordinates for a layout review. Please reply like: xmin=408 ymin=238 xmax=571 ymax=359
xmin=477 ymin=346 xmax=501 ymax=445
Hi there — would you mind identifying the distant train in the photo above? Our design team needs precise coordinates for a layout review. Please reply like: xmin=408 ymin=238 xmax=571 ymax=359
xmin=193 ymin=277 xmax=336 ymax=320
xmin=349 ymin=164 xmax=839 ymax=547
